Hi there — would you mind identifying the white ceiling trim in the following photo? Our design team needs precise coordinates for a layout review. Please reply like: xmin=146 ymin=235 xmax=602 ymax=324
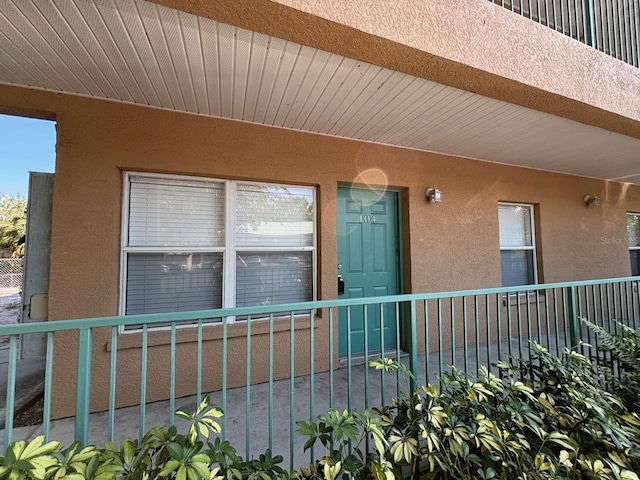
xmin=1 ymin=0 xmax=640 ymax=183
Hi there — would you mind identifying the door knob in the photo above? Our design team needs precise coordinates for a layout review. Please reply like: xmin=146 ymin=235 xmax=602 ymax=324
xmin=337 ymin=275 xmax=345 ymax=295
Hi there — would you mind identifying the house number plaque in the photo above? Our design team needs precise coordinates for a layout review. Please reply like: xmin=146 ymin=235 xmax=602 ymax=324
xmin=358 ymin=215 xmax=376 ymax=223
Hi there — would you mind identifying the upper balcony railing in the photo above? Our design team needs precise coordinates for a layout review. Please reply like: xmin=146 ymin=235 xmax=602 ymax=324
xmin=491 ymin=0 xmax=639 ymax=68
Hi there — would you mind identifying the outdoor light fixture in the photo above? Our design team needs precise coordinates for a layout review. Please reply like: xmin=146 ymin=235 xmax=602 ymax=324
xmin=584 ymin=194 xmax=600 ymax=207
xmin=426 ymin=187 xmax=442 ymax=203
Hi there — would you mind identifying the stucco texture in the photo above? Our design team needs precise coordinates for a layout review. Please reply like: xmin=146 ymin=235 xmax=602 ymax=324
xmin=152 ymin=0 xmax=640 ymax=140
xmin=0 ymin=84 xmax=638 ymax=417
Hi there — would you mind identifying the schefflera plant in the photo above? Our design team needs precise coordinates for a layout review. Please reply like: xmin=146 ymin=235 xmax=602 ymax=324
xmin=0 ymin=395 xmax=289 ymax=480
xmin=370 ymin=342 xmax=640 ymax=480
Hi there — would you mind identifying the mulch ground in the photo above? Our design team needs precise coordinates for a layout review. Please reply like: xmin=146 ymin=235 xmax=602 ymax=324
xmin=13 ymin=395 xmax=44 ymax=428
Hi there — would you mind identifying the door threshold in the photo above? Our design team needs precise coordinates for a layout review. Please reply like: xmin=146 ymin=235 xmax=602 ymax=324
xmin=338 ymin=349 xmax=408 ymax=368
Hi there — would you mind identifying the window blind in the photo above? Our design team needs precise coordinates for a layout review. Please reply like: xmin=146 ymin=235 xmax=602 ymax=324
xmin=235 ymin=252 xmax=312 ymax=307
xmin=498 ymin=204 xmax=532 ymax=247
xmin=235 ymin=184 xmax=313 ymax=247
xmin=126 ymin=252 xmax=223 ymax=315
xmin=128 ymin=177 xmax=225 ymax=247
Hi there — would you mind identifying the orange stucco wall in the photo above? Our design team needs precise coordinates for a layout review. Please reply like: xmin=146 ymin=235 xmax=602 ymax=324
xmin=152 ymin=0 xmax=640 ymax=140
xmin=1 ymin=84 xmax=639 ymax=417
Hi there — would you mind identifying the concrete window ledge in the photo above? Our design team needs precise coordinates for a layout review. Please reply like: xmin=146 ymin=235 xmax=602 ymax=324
xmin=502 ymin=292 xmax=546 ymax=307
xmin=106 ymin=315 xmax=317 ymax=352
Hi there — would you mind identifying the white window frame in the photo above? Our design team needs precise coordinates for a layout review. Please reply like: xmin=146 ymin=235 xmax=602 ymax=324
xmin=627 ymin=213 xmax=640 ymax=275
xmin=119 ymin=172 xmax=317 ymax=332
xmin=498 ymin=202 xmax=538 ymax=287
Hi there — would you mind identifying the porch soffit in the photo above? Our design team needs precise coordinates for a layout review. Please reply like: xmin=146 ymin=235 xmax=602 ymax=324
xmin=1 ymin=0 xmax=639 ymax=184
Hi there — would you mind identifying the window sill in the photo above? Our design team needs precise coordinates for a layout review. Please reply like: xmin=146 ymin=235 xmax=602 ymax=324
xmin=502 ymin=291 xmax=546 ymax=307
xmin=107 ymin=315 xmax=316 ymax=352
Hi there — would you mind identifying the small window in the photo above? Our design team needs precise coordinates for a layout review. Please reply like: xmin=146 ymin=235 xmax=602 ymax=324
xmin=498 ymin=203 xmax=537 ymax=287
xmin=121 ymin=173 xmax=315 ymax=328
xmin=627 ymin=213 xmax=640 ymax=276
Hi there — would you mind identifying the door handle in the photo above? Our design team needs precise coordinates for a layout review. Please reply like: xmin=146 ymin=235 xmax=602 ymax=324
xmin=337 ymin=275 xmax=345 ymax=295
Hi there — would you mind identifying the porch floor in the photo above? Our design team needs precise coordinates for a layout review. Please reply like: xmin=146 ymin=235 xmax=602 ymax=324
xmin=0 ymin=331 xmax=567 ymax=470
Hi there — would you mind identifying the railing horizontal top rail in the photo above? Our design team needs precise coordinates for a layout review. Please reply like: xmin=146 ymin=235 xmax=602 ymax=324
xmin=0 ymin=276 xmax=637 ymax=335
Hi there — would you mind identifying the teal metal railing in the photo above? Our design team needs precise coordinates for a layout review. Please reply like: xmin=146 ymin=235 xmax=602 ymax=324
xmin=0 ymin=276 xmax=638 ymax=468
xmin=491 ymin=0 xmax=639 ymax=68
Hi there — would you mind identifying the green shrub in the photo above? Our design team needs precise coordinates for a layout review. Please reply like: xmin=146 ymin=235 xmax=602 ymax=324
xmin=583 ymin=318 xmax=640 ymax=412
xmin=0 ymin=396 xmax=289 ymax=480
xmin=3 ymin=333 xmax=640 ymax=480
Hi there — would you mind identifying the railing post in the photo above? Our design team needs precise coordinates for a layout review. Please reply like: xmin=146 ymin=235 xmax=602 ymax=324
xmin=75 ymin=328 xmax=92 ymax=444
xmin=567 ymin=286 xmax=580 ymax=348
xmin=409 ymin=300 xmax=418 ymax=392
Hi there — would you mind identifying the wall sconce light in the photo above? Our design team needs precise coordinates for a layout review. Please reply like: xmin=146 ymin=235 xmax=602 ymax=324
xmin=426 ymin=187 xmax=442 ymax=203
xmin=584 ymin=194 xmax=600 ymax=207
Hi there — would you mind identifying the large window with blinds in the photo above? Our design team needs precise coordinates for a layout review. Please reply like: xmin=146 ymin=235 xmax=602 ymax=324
xmin=120 ymin=173 xmax=315 ymax=327
xmin=498 ymin=203 xmax=538 ymax=287
xmin=628 ymin=213 xmax=640 ymax=276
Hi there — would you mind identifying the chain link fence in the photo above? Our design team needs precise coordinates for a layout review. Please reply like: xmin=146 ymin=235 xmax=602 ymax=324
xmin=0 ymin=258 xmax=23 ymax=289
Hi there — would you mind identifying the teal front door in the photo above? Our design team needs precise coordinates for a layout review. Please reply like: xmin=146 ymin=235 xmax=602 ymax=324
xmin=337 ymin=187 xmax=400 ymax=356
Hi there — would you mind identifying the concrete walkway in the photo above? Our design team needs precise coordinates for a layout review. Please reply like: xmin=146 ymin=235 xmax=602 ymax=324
xmin=0 ymin=330 xmax=568 ymax=471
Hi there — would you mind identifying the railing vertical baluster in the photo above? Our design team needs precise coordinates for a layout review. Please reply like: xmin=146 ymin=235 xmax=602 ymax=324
xmin=626 ymin=281 xmax=633 ymax=323
xmin=347 ymin=306 xmax=352 ymax=413
xmin=4 ymin=336 xmax=18 ymax=446
xmin=379 ymin=303 xmax=385 ymax=407
xmin=309 ymin=309 xmax=315 ymax=465
xmin=611 ymin=0 xmax=618 ymax=55
xmin=108 ymin=327 xmax=117 ymax=443
xmin=631 ymin=281 xmax=639 ymax=327
xmin=516 ymin=293 xmax=524 ymax=361
xmin=535 ymin=290 xmax=542 ymax=345
xmin=197 ymin=319 xmax=203 ymax=405
xmin=506 ymin=294 xmax=513 ymax=359
xmin=245 ymin=315 xmax=251 ymax=459
xmin=328 ymin=309 xmax=334 ymax=410
xmin=623 ymin=0 xmax=631 ymax=60
xmin=289 ymin=311 xmax=295 ymax=471
xmin=633 ymin=0 xmax=639 ymax=66
xmin=561 ymin=0 xmax=567 ymax=34
xmin=552 ymin=0 xmax=559 ymax=31
xmin=567 ymin=286 xmax=579 ymax=349
xmin=410 ymin=300 xmax=418 ymax=393
xmin=169 ymin=322 xmax=176 ymax=427
xmin=75 ymin=328 xmax=92 ymax=444
xmin=496 ymin=294 xmax=502 ymax=367
xmin=269 ymin=313 xmax=274 ymax=452
xmin=139 ymin=324 xmax=148 ymax=442
xmin=438 ymin=299 xmax=443 ymax=387
xmin=544 ymin=289 xmax=551 ymax=350
xmin=395 ymin=302 xmax=402 ymax=396
xmin=584 ymin=286 xmax=592 ymax=352
xmin=380 ymin=303 xmax=384 ymax=405
xmin=450 ymin=297 xmax=456 ymax=368
xmin=43 ymin=332 xmax=54 ymax=442
xmin=524 ymin=292 xmax=532 ymax=356
xmin=476 ymin=295 xmax=481 ymax=376
xmin=221 ymin=316 xmax=228 ymax=440
xmin=576 ymin=286 xmax=584 ymax=353
xmin=484 ymin=295 xmax=490 ymax=373
xmin=424 ymin=300 xmax=430 ymax=385
xmin=363 ymin=305 xmax=369 ymax=413
xmin=463 ymin=296 xmax=469 ymax=373
xmin=553 ymin=288 xmax=560 ymax=355
xmin=617 ymin=281 xmax=624 ymax=325
xmin=562 ymin=288 xmax=569 ymax=349
xmin=591 ymin=285 xmax=599 ymax=355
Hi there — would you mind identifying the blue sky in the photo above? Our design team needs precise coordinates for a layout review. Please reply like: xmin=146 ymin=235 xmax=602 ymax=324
xmin=0 ymin=114 xmax=56 ymax=198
